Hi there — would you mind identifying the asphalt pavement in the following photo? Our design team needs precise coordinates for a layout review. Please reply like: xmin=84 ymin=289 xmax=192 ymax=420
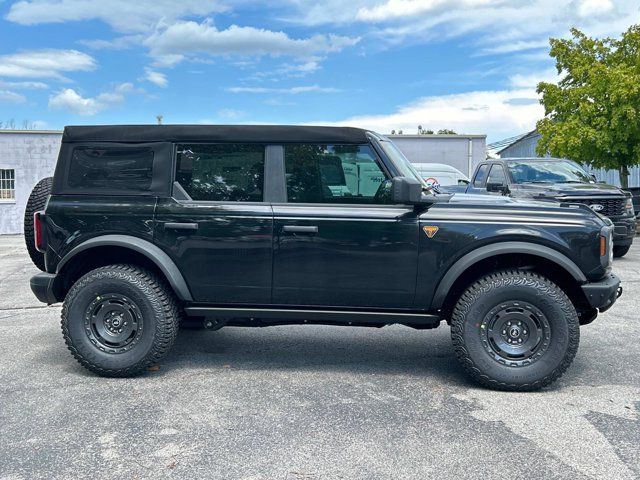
xmin=0 ymin=234 xmax=638 ymax=480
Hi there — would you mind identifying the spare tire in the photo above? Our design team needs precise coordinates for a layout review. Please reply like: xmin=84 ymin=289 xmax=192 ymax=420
xmin=24 ymin=177 xmax=52 ymax=271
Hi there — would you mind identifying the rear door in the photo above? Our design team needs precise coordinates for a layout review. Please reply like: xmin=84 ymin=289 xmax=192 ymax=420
xmin=154 ymin=143 xmax=273 ymax=304
xmin=272 ymin=143 xmax=420 ymax=309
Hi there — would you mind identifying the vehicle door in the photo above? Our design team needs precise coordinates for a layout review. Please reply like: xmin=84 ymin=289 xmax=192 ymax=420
xmin=271 ymin=143 xmax=420 ymax=309
xmin=485 ymin=164 xmax=509 ymax=195
xmin=465 ymin=163 xmax=490 ymax=194
xmin=154 ymin=143 xmax=273 ymax=304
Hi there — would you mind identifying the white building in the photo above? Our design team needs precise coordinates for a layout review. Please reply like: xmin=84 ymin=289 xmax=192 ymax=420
xmin=387 ymin=134 xmax=487 ymax=177
xmin=0 ymin=130 xmax=62 ymax=234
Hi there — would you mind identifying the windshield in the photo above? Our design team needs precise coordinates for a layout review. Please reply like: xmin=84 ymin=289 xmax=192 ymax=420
xmin=507 ymin=160 xmax=594 ymax=184
xmin=376 ymin=138 xmax=430 ymax=190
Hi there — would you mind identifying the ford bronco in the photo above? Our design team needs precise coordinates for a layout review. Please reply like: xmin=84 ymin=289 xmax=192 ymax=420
xmin=27 ymin=125 xmax=622 ymax=390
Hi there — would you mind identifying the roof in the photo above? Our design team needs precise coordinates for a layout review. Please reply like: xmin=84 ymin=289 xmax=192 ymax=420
xmin=387 ymin=134 xmax=486 ymax=139
xmin=0 ymin=129 xmax=62 ymax=135
xmin=486 ymin=130 xmax=539 ymax=157
xmin=62 ymin=125 xmax=370 ymax=144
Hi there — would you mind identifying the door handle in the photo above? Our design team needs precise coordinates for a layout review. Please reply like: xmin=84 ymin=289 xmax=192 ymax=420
xmin=164 ymin=222 xmax=199 ymax=230
xmin=282 ymin=225 xmax=318 ymax=234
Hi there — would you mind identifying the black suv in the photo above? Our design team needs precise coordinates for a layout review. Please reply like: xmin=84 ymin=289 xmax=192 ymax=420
xmin=28 ymin=125 xmax=622 ymax=390
xmin=466 ymin=158 xmax=636 ymax=257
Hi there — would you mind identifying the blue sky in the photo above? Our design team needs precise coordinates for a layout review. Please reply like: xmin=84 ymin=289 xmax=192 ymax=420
xmin=0 ymin=0 xmax=637 ymax=141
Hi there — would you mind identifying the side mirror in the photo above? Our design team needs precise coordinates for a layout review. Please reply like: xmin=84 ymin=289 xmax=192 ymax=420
xmin=590 ymin=174 xmax=597 ymax=182
xmin=487 ymin=182 xmax=508 ymax=194
xmin=392 ymin=176 xmax=424 ymax=204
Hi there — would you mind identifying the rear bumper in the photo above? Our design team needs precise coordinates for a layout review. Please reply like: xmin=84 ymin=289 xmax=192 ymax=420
xmin=581 ymin=274 xmax=622 ymax=312
xmin=30 ymin=272 xmax=58 ymax=305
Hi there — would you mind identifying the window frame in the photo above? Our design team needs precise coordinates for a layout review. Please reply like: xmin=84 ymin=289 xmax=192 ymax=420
xmin=0 ymin=168 xmax=16 ymax=203
xmin=473 ymin=164 xmax=489 ymax=188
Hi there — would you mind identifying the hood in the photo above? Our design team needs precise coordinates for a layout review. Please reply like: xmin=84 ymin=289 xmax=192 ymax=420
xmin=512 ymin=181 xmax=626 ymax=200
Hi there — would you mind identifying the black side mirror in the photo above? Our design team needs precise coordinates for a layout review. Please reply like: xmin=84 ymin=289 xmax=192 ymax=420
xmin=392 ymin=176 xmax=424 ymax=204
xmin=487 ymin=182 xmax=509 ymax=195
xmin=590 ymin=174 xmax=597 ymax=182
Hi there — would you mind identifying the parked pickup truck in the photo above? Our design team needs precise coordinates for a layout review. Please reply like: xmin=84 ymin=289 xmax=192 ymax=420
xmin=463 ymin=158 xmax=636 ymax=257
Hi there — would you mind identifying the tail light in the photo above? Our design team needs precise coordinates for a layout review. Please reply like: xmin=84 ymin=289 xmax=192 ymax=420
xmin=34 ymin=211 xmax=45 ymax=253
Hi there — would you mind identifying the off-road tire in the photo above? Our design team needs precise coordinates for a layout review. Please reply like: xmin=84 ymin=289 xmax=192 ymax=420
xmin=451 ymin=270 xmax=579 ymax=391
xmin=613 ymin=244 xmax=631 ymax=258
xmin=23 ymin=177 xmax=52 ymax=271
xmin=61 ymin=264 xmax=179 ymax=377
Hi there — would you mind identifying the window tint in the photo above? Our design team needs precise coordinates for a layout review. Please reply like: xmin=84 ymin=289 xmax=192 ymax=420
xmin=69 ymin=147 xmax=153 ymax=191
xmin=0 ymin=169 xmax=15 ymax=200
xmin=487 ymin=165 xmax=506 ymax=185
xmin=284 ymin=144 xmax=390 ymax=204
xmin=176 ymin=144 xmax=265 ymax=202
xmin=473 ymin=164 xmax=489 ymax=187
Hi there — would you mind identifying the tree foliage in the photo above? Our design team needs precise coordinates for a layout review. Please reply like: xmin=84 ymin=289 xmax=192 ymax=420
xmin=536 ymin=26 xmax=640 ymax=187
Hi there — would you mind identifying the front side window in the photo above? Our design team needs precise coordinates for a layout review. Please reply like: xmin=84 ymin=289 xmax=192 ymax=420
xmin=176 ymin=144 xmax=265 ymax=202
xmin=0 ymin=169 xmax=15 ymax=201
xmin=69 ymin=147 xmax=154 ymax=191
xmin=487 ymin=165 xmax=506 ymax=185
xmin=284 ymin=144 xmax=390 ymax=204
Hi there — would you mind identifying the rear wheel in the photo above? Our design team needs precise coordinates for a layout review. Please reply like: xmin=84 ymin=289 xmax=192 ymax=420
xmin=613 ymin=244 xmax=631 ymax=258
xmin=451 ymin=270 xmax=579 ymax=391
xmin=61 ymin=264 xmax=179 ymax=377
xmin=23 ymin=177 xmax=52 ymax=271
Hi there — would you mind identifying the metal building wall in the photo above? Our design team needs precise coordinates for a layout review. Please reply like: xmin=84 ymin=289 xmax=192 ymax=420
xmin=0 ymin=131 xmax=61 ymax=234
xmin=388 ymin=135 xmax=487 ymax=177
xmin=499 ymin=132 xmax=640 ymax=188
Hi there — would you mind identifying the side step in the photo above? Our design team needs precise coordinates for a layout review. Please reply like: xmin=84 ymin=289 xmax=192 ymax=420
xmin=184 ymin=306 xmax=441 ymax=328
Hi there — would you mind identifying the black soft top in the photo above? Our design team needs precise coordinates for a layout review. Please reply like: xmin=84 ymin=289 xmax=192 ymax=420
xmin=62 ymin=125 xmax=371 ymax=144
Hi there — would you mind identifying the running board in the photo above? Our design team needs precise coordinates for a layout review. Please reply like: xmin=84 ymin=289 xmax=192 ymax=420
xmin=184 ymin=306 xmax=440 ymax=326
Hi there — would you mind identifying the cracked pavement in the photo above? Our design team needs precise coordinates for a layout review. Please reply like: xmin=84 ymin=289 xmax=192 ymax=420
xmin=0 ymin=234 xmax=638 ymax=479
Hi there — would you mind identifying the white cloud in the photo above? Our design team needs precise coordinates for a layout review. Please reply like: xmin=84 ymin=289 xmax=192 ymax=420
xmin=508 ymin=68 xmax=559 ymax=89
xmin=7 ymin=0 xmax=227 ymax=33
xmin=227 ymin=85 xmax=340 ymax=94
xmin=144 ymin=20 xmax=360 ymax=63
xmin=573 ymin=0 xmax=614 ymax=17
xmin=0 ymin=49 xmax=96 ymax=79
xmin=0 ymin=80 xmax=48 ymax=90
xmin=325 ymin=89 xmax=543 ymax=141
xmin=355 ymin=0 xmax=501 ymax=22
xmin=142 ymin=68 xmax=168 ymax=87
xmin=48 ymin=83 xmax=133 ymax=115
xmin=217 ymin=108 xmax=245 ymax=119
xmin=0 ymin=90 xmax=26 ymax=103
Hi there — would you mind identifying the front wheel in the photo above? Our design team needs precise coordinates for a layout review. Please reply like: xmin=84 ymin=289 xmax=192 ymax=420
xmin=451 ymin=270 xmax=579 ymax=391
xmin=613 ymin=244 xmax=631 ymax=258
xmin=61 ymin=265 xmax=180 ymax=377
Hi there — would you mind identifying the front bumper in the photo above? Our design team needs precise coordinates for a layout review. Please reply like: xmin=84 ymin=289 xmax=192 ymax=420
xmin=30 ymin=272 xmax=58 ymax=305
xmin=611 ymin=216 xmax=636 ymax=246
xmin=581 ymin=273 xmax=622 ymax=312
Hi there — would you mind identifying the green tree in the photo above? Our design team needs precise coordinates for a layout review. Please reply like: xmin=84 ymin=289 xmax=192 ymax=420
xmin=437 ymin=129 xmax=457 ymax=134
xmin=537 ymin=26 xmax=640 ymax=188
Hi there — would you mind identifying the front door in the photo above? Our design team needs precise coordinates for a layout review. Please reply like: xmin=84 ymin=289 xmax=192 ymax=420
xmin=154 ymin=143 xmax=273 ymax=304
xmin=272 ymin=143 xmax=419 ymax=309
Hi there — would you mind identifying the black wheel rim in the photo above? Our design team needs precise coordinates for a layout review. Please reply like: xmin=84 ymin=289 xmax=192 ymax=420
xmin=480 ymin=301 xmax=551 ymax=367
xmin=84 ymin=293 xmax=143 ymax=354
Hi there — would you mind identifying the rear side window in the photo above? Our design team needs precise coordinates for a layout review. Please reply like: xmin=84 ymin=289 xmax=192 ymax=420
xmin=68 ymin=147 xmax=154 ymax=191
xmin=473 ymin=164 xmax=489 ymax=187
xmin=176 ymin=144 xmax=265 ymax=202
xmin=284 ymin=144 xmax=390 ymax=204
xmin=487 ymin=165 xmax=507 ymax=185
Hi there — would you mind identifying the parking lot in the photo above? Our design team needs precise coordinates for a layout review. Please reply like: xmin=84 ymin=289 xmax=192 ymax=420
xmin=0 ymin=234 xmax=638 ymax=480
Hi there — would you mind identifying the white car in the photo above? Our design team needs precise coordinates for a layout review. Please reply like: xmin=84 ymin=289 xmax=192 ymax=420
xmin=412 ymin=163 xmax=469 ymax=187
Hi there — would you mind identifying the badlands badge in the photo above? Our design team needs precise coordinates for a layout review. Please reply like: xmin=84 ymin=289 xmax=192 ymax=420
xmin=422 ymin=225 xmax=439 ymax=238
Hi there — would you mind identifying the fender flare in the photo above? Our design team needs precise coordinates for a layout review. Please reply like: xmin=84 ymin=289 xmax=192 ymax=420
xmin=430 ymin=241 xmax=587 ymax=310
xmin=56 ymin=235 xmax=193 ymax=301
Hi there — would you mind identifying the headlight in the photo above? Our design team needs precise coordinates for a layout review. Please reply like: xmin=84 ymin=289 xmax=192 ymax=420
xmin=624 ymin=197 xmax=633 ymax=213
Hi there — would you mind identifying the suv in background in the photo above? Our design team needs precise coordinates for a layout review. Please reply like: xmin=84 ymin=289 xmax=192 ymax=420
xmin=27 ymin=125 xmax=621 ymax=390
xmin=467 ymin=158 xmax=636 ymax=257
